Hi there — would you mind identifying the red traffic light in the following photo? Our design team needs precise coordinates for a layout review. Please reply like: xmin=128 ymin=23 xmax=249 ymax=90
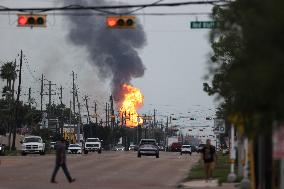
xmin=107 ymin=17 xmax=117 ymax=27
xmin=17 ymin=14 xmax=47 ymax=27
xmin=18 ymin=16 xmax=28 ymax=26
xmin=106 ymin=16 xmax=135 ymax=29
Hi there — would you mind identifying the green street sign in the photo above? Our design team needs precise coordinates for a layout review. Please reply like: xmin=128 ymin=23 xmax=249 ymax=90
xmin=190 ymin=21 xmax=219 ymax=29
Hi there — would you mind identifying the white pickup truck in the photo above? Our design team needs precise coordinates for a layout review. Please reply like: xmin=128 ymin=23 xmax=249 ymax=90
xmin=21 ymin=136 xmax=45 ymax=156
xmin=84 ymin=138 xmax=102 ymax=154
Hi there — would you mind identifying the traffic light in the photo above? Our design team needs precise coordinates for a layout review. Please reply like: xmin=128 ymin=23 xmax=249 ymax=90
xmin=106 ymin=16 xmax=135 ymax=29
xmin=17 ymin=14 xmax=47 ymax=27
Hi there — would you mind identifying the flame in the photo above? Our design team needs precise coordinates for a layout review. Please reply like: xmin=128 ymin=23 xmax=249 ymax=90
xmin=119 ymin=84 xmax=144 ymax=127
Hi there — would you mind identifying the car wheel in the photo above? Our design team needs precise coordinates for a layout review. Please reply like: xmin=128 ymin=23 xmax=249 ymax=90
xmin=98 ymin=149 xmax=102 ymax=154
xmin=21 ymin=152 xmax=26 ymax=156
xmin=180 ymin=152 xmax=183 ymax=155
xmin=137 ymin=152 xmax=141 ymax=158
xmin=84 ymin=150 xmax=88 ymax=154
xmin=40 ymin=151 xmax=45 ymax=155
xmin=156 ymin=153 xmax=159 ymax=158
xmin=190 ymin=152 xmax=192 ymax=156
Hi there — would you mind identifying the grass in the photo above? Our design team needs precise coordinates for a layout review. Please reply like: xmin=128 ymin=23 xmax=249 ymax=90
xmin=4 ymin=150 xmax=19 ymax=156
xmin=185 ymin=153 xmax=232 ymax=185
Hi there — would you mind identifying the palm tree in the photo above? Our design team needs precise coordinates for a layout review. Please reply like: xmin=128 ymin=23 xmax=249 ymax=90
xmin=0 ymin=61 xmax=17 ymax=149
xmin=0 ymin=61 xmax=17 ymax=99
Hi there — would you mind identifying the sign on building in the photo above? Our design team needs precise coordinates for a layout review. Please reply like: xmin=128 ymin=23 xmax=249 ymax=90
xmin=273 ymin=125 xmax=284 ymax=159
xmin=214 ymin=119 xmax=226 ymax=134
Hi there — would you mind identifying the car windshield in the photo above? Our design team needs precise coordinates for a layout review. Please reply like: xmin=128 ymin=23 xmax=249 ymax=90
xmin=69 ymin=144 xmax=80 ymax=147
xmin=86 ymin=138 xmax=100 ymax=142
xmin=23 ymin=138 xmax=41 ymax=143
xmin=182 ymin=146 xmax=191 ymax=148
xmin=140 ymin=140 xmax=156 ymax=145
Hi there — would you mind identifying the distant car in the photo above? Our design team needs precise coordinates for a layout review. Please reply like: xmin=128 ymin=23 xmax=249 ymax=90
xmin=158 ymin=145 xmax=165 ymax=151
xmin=20 ymin=136 xmax=45 ymax=156
xmin=191 ymin=145 xmax=197 ymax=152
xmin=137 ymin=139 xmax=159 ymax=158
xmin=0 ymin=144 xmax=5 ymax=156
xmin=114 ymin=144 xmax=125 ymax=151
xmin=134 ymin=145 xmax=139 ymax=151
xmin=50 ymin=142 xmax=57 ymax=150
xmin=181 ymin=145 xmax=192 ymax=155
xmin=197 ymin=144 xmax=205 ymax=153
xmin=84 ymin=138 xmax=102 ymax=154
xmin=68 ymin=144 xmax=82 ymax=154
xmin=171 ymin=142 xmax=182 ymax=152
xmin=129 ymin=144 xmax=135 ymax=151
xmin=222 ymin=148 xmax=229 ymax=155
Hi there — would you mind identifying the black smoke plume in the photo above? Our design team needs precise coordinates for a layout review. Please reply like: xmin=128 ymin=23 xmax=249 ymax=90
xmin=64 ymin=0 xmax=146 ymax=101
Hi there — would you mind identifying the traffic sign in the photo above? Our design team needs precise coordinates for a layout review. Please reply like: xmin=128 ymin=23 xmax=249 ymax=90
xmin=214 ymin=119 xmax=225 ymax=134
xmin=190 ymin=21 xmax=219 ymax=29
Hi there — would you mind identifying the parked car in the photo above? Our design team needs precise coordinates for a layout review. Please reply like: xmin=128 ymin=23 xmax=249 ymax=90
xmin=50 ymin=141 xmax=57 ymax=150
xmin=134 ymin=145 xmax=139 ymax=151
xmin=68 ymin=144 xmax=82 ymax=154
xmin=197 ymin=144 xmax=206 ymax=153
xmin=180 ymin=145 xmax=192 ymax=155
xmin=114 ymin=144 xmax=125 ymax=151
xmin=0 ymin=144 xmax=5 ymax=156
xmin=191 ymin=145 xmax=197 ymax=152
xmin=158 ymin=145 xmax=165 ymax=151
xmin=171 ymin=142 xmax=182 ymax=152
xmin=129 ymin=144 xmax=136 ymax=151
xmin=222 ymin=148 xmax=229 ymax=155
xmin=137 ymin=139 xmax=159 ymax=158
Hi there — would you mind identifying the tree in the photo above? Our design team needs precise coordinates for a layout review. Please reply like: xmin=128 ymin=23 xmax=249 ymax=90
xmin=203 ymin=1 xmax=284 ymax=188
xmin=0 ymin=61 xmax=17 ymax=98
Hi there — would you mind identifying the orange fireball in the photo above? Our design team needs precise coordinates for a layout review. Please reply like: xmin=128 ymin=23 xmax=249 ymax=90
xmin=119 ymin=84 xmax=144 ymax=127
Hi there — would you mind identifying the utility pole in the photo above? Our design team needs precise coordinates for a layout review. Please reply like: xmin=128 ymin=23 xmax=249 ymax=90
xmin=40 ymin=74 xmax=43 ymax=112
xmin=28 ymin=87 xmax=31 ymax=108
xmin=12 ymin=50 xmax=23 ymax=150
xmin=59 ymin=86 xmax=63 ymax=105
xmin=58 ymin=86 xmax=63 ymax=137
xmin=84 ymin=95 xmax=90 ymax=124
xmin=153 ymin=109 xmax=156 ymax=127
xmin=110 ymin=95 xmax=115 ymax=128
xmin=94 ymin=101 xmax=97 ymax=124
xmin=105 ymin=102 xmax=108 ymax=127
xmin=75 ymin=85 xmax=81 ymax=144
xmin=11 ymin=59 xmax=16 ymax=100
xmin=165 ymin=116 xmax=168 ymax=148
xmin=44 ymin=80 xmax=56 ymax=118
xmin=72 ymin=71 xmax=76 ymax=122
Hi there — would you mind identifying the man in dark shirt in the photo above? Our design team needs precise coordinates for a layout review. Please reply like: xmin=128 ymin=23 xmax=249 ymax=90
xmin=51 ymin=138 xmax=75 ymax=183
xmin=201 ymin=139 xmax=217 ymax=181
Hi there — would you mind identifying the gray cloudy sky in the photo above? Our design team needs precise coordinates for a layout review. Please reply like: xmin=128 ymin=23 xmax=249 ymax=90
xmin=0 ymin=0 xmax=217 ymax=117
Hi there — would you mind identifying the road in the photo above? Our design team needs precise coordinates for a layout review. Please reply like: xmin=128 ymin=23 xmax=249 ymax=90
xmin=0 ymin=151 xmax=199 ymax=189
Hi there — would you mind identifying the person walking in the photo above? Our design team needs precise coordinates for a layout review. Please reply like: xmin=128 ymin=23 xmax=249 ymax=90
xmin=51 ymin=138 xmax=75 ymax=183
xmin=201 ymin=139 xmax=217 ymax=181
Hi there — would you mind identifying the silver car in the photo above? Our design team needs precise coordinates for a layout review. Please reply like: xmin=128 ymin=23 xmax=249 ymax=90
xmin=137 ymin=139 xmax=159 ymax=158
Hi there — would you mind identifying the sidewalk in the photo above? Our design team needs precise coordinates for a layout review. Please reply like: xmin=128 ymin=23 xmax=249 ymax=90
xmin=180 ymin=179 xmax=239 ymax=189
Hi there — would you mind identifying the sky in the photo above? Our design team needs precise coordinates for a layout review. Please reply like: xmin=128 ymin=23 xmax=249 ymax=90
xmin=0 ymin=0 xmax=218 ymax=122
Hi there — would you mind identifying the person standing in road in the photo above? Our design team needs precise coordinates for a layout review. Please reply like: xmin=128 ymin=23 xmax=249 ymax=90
xmin=201 ymin=139 xmax=217 ymax=181
xmin=51 ymin=138 xmax=75 ymax=183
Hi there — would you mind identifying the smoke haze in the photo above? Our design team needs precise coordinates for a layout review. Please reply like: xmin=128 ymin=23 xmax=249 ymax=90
xmin=64 ymin=0 xmax=147 ymax=102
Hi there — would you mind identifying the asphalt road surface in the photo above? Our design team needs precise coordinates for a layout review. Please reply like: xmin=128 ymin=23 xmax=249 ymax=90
xmin=0 ymin=151 xmax=199 ymax=189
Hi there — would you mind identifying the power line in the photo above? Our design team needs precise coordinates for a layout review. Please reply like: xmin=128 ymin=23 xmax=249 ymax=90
xmin=0 ymin=1 xmax=230 ymax=13
xmin=0 ymin=11 xmax=212 ymax=16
